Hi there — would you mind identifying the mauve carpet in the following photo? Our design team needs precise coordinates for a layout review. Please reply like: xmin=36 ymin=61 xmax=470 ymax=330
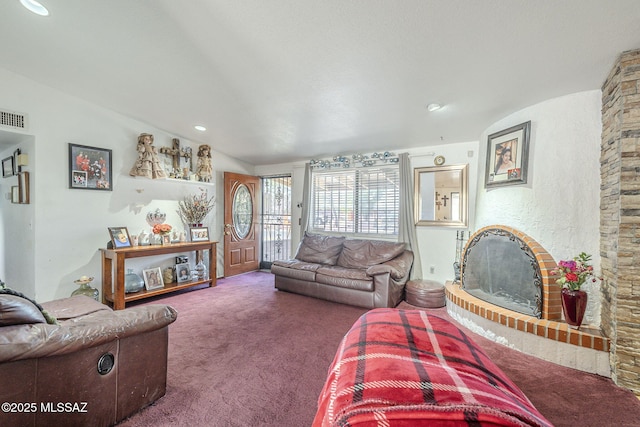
xmin=118 ymin=271 xmax=640 ymax=427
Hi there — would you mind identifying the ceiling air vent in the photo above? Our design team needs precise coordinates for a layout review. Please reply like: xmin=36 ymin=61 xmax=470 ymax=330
xmin=0 ymin=109 xmax=29 ymax=132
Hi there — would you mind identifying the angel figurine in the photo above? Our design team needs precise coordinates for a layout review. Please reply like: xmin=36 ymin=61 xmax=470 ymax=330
xmin=196 ymin=144 xmax=213 ymax=182
xmin=130 ymin=133 xmax=167 ymax=179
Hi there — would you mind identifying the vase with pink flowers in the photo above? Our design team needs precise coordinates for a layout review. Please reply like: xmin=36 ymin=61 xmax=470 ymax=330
xmin=152 ymin=223 xmax=173 ymax=245
xmin=551 ymin=252 xmax=596 ymax=329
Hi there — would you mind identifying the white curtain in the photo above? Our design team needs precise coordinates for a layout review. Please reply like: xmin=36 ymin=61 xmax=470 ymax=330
xmin=300 ymin=162 xmax=310 ymax=233
xmin=398 ymin=152 xmax=422 ymax=279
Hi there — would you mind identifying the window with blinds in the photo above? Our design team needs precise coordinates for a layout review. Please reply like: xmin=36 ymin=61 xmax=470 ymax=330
xmin=310 ymin=165 xmax=399 ymax=236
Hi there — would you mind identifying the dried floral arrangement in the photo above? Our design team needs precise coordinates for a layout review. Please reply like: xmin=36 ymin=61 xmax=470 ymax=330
xmin=177 ymin=189 xmax=215 ymax=225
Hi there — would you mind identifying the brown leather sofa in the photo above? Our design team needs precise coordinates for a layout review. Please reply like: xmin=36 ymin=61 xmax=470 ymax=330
xmin=0 ymin=293 xmax=177 ymax=427
xmin=271 ymin=233 xmax=413 ymax=308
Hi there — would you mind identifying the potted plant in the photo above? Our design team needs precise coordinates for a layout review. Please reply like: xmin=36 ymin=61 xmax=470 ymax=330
xmin=551 ymin=252 xmax=595 ymax=329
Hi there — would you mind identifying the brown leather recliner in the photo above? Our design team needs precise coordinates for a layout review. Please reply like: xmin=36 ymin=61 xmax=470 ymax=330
xmin=0 ymin=293 xmax=177 ymax=427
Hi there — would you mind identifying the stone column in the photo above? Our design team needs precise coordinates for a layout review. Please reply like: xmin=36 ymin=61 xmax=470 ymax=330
xmin=601 ymin=48 xmax=640 ymax=394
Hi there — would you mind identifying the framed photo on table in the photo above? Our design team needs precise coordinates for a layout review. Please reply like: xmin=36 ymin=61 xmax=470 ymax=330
xmin=176 ymin=264 xmax=191 ymax=283
xmin=143 ymin=267 xmax=164 ymax=290
xmin=69 ymin=143 xmax=113 ymax=190
xmin=190 ymin=226 xmax=209 ymax=242
xmin=108 ymin=226 xmax=132 ymax=249
xmin=485 ymin=121 xmax=531 ymax=188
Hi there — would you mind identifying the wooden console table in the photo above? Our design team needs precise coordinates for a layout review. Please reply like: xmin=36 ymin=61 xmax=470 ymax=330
xmin=100 ymin=241 xmax=217 ymax=310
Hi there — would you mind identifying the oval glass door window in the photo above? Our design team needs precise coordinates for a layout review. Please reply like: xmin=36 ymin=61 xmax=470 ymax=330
xmin=233 ymin=184 xmax=252 ymax=239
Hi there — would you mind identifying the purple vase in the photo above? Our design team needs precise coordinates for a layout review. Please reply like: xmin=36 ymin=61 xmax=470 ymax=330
xmin=561 ymin=288 xmax=588 ymax=329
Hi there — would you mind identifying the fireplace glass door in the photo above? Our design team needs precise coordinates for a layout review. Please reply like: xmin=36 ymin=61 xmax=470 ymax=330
xmin=462 ymin=229 xmax=542 ymax=317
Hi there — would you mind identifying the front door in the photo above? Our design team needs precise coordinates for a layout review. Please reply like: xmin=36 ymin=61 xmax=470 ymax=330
xmin=224 ymin=172 xmax=260 ymax=277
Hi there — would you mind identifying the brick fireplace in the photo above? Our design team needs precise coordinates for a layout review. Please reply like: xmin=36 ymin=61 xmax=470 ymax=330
xmin=460 ymin=225 xmax=561 ymax=321
xmin=445 ymin=225 xmax=610 ymax=376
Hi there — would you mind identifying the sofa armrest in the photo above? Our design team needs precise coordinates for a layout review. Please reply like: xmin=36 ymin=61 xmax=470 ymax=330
xmin=0 ymin=304 xmax=177 ymax=363
xmin=366 ymin=250 xmax=413 ymax=280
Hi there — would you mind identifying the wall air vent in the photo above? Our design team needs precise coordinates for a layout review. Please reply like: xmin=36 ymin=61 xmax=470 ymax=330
xmin=0 ymin=109 xmax=29 ymax=132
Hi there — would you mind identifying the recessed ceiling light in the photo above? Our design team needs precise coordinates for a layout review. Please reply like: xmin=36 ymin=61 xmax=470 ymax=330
xmin=426 ymin=103 xmax=442 ymax=112
xmin=20 ymin=0 xmax=49 ymax=16
xmin=194 ymin=125 xmax=207 ymax=132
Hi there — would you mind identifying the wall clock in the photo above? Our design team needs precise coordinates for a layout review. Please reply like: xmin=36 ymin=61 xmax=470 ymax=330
xmin=434 ymin=155 xmax=445 ymax=166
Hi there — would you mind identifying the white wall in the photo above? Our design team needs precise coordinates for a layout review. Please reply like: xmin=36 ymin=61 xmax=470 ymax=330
xmin=0 ymin=67 xmax=254 ymax=302
xmin=0 ymin=135 xmax=35 ymax=294
xmin=474 ymin=90 xmax=602 ymax=325
xmin=475 ymin=90 xmax=601 ymax=256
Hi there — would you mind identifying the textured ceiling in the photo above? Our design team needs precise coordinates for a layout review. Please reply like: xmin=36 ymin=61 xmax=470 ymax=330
xmin=1 ymin=0 xmax=639 ymax=165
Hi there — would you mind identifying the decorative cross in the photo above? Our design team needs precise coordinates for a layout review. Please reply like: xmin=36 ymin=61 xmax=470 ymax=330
xmin=435 ymin=200 xmax=442 ymax=210
xmin=159 ymin=138 xmax=192 ymax=172
xmin=441 ymin=194 xmax=449 ymax=207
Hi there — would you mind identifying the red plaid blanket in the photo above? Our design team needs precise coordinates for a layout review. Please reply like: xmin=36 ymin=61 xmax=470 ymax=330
xmin=313 ymin=309 xmax=552 ymax=427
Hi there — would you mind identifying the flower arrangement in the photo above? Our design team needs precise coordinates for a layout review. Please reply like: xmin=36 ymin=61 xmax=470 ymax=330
xmin=177 ymin=189 xmax=215 ymax=225
xmin=551 ymin=252 xmax=595 ymax=291
xmin=152 ymin=223 xmax=172 ymax=235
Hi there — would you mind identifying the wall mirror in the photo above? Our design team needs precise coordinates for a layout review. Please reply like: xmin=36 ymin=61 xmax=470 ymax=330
xmin=414 ymin=164 xmax=468 ymax=227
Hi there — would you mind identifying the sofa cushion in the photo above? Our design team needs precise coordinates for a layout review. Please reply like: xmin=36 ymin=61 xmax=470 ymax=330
xmin=272 ymin=259 xmax=321 ymax=272
xmin=295 ymin=232 xmax=345 ymax=265
xmin=337 ymin=239 xmax=406 ymax=269
xmin=0 ymin=294 xmax=47 ymax=326
xmin=315 ymin=267 xmax=374 ymax=291
xmin=271 ymin=262 xmax=318 ymax=282
xmin=316 ymin=265 xmax=370 ymax=281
